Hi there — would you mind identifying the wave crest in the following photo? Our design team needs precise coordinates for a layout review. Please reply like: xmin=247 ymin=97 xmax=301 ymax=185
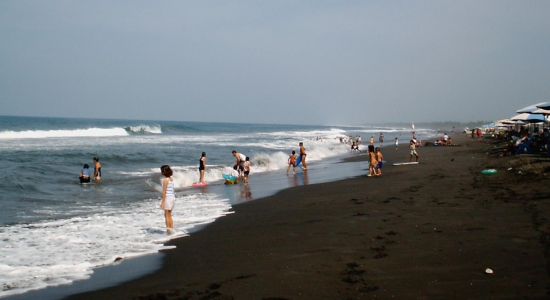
xmin=125 ymin=125 xmax=162 ymax=135
xmin=0 ymin=128 xmax=129 ymax=140
xmin=0 ymin=124 xmax=162 ymax=140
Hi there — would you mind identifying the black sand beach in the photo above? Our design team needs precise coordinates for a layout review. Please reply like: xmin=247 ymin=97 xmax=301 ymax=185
xmin=66 ymin=135 xmax=550 ymax=299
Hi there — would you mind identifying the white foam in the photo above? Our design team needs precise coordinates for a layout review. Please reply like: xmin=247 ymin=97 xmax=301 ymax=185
xmin=0 ymin=194 xmax=232 ymax=297
xmin=0 ymin=128 xmax=129 ymax=140
xmin=260 ymin=128 xmax=346 ymax=138
xmin=157 ymin=142 xmax=350 ymax=189
xmin=125 ymin=125 xmax=162 ymax=134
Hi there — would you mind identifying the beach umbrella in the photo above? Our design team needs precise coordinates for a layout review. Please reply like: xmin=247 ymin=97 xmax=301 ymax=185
xmin=516 ymin=102 xmax=547 ymax=113
xmin=510 ymin=113 xmax=546 ymax=123
xmin=536 ymin=102 xmax=550 ymax=110
xmin=532 ymin=108 xmax=550 ymax=115
xmin=496 ymin=119 xmax=525 ymax=126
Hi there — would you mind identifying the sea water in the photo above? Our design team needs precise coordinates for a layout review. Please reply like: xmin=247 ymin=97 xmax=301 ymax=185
xmin=0 ymin=115 xmax=435 ymax=297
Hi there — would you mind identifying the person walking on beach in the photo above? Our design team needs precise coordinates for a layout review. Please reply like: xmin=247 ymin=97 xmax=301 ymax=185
xmin=370 ymin=136 xmax=375 ymax=146
xmin=287 ymin=150 xmax=297 ymax=174
xmin=394 ymin=137 xmax=399 ymax=151
xmin=368 ymin=145 xmax=377 ymax=176
xmin=243 ymin=157 xmax=251 ymax=184
xmin=409 ymin=140 xmax=419 ymax=162
xmin=232 ymin=150 xmax=247 ymax=177
xmin=160 ymin=165 xmax=175 ymax=233
xmin=375 ymin=147 xmax=384 ymax=176
xmin=379 ymin=132 xmax=384 ymax=145
xmin=93 ymin=157 xmax=102 ymax=183
xmin=199 ymin=152 xmax=207 ymax=184
xmin=299 ymin=142 xmax=307 ymax=170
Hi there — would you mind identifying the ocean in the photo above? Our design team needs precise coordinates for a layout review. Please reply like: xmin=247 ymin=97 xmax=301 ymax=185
xmin=0 ymin=115 xmax=436 ymax=297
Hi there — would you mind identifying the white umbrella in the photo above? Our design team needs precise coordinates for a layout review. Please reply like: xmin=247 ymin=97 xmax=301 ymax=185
xmin=532 ymin=108 xmax=550 ymax=115
xmin=496 ymin=119 xmax=524 ymax=125
xmin=516 ymin=102 xmax=547 ymax=113
xmin=510 ymin=113 xmax=546 ymax=123
xmin=536 ymin=102 xmax=550 ymax=110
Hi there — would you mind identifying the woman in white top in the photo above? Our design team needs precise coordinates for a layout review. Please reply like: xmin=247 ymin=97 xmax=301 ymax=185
xmin=160 ymin=165 xmax=175 ymax=232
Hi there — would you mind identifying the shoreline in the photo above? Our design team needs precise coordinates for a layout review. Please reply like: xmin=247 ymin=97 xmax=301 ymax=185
xmin=5 ymin=141 xmax=374 ymax=300
xmin=13 ymin=134 xmax=550 ymax=299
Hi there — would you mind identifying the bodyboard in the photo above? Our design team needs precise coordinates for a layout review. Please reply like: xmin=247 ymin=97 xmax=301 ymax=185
xmin=296 ymin=156 xmax=302 ymax=167
xmin=392 ymin=162 xmax=419 ymax=166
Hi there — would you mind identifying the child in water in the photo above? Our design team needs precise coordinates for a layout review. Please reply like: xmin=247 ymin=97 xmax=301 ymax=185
xmin=243 ymin=157 xmax=251 ymax=184
xmin=160 ymin=165 xmax=175 ymax=233
xmin=375 ymin=147 xmax=384 ymax=176
xmin=287 ymin=150 xmax=297 ymax=174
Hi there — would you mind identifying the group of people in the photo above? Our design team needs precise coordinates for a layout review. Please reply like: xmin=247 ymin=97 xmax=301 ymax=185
xmin=158 ymin=142 xmax=309 ymax=232
xmin=231 ymin=150 xmax=251 ymax=184
xmin=79 ymin=157 xmax=102 ymax=184
xmin=286 ymin=142 xmax=308 ymax=174
xmin=499 ymin=127 xmax=550 ymax=156
xmin=368 ymin=145 xmax=384 ymax=176
xmin=433 ymin=133 xmax=454 ymax=146
xmin=339 ymin=135 xmax=362 ymax=151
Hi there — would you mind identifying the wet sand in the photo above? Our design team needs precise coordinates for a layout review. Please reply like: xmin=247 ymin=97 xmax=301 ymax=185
xmin=68 ymin=135 xmax=550 ymax=299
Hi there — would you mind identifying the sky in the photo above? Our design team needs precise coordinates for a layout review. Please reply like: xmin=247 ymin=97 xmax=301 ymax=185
xmin=1 ymin=1 xmax=550 ymax=125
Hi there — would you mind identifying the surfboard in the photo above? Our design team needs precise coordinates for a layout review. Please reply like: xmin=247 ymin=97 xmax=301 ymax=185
xmin=392 ymin=162 xmax=419 ymax=166
xmin=296 ymin=156 xmax=302 ymax=167
xmin=192 ymin=182 xmax=208 ymax=188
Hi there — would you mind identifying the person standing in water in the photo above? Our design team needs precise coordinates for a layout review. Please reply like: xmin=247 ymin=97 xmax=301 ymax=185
xmin=160 ymin=165 xmax=175 ymax=233
xmin=243 ymin=157 xmax=251 ymax=184
xmin=79 ymin=164 xmax=91 ymax=183
xmin=299 ymin=142 xmax=307 ymax=170
xmin=379 ymin=132 xmax=384 ymax=145
xmin=199 ymin=152 xmax=207 ymax=184
xmin=287 ymin=150 xmax=297 ymax=174
xmin=232 ymin=150 xmax=247 ymax=177
xmin=93 ymin=157 xmax=102 ymax=183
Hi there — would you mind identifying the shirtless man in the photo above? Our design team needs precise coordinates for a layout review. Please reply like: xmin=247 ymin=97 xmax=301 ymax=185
xmin=299 ymin=142 xmax=307 ymax=170
xmin=93 ymin=157 xmax=102 ymax=183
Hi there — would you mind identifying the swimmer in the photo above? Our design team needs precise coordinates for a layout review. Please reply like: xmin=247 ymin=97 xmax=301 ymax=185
xmin=79 ymin=164 xmax=91 ymax=183
xmin=93 ymin=157 xmax=102 ymax=183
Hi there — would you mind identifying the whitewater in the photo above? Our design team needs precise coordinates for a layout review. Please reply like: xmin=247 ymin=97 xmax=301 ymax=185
xmin=0 ymin=116 xmax=435 ymax=298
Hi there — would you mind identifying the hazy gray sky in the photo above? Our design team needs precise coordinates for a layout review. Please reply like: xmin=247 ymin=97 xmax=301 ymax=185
xmin=1 ymin=1 xmax=549 ymax=125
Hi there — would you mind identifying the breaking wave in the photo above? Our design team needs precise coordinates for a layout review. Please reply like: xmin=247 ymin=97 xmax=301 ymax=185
xmin=0 ymin=125 xmax=162 ymax=140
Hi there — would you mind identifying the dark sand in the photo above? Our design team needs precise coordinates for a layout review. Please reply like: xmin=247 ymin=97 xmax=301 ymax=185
xmin=68 ymin=135 xmax=550 ymax=299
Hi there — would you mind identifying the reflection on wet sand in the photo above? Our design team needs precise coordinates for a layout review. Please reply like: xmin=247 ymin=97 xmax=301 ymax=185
xmin=240 ymin=184 xmax=252 ymax=201
xmin=289 ymin=170 xmax=309 ymax=187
